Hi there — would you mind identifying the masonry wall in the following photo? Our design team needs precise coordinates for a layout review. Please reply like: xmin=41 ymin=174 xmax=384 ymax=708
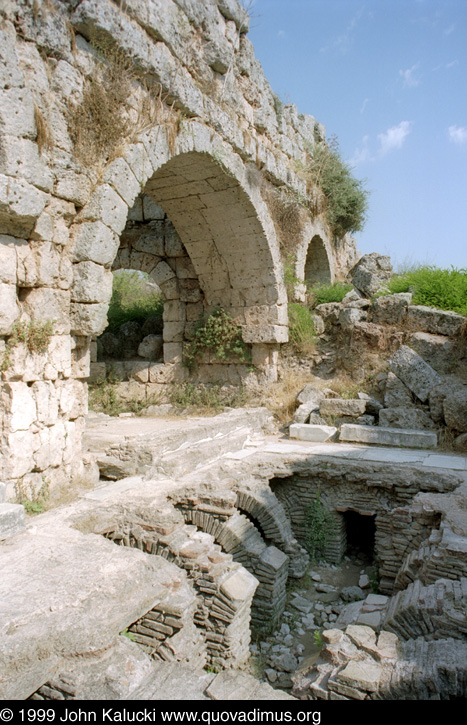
xmin=0 ymin=0 xmax=358 ymax=497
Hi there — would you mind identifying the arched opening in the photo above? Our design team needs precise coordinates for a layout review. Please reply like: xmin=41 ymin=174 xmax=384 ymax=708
xmin=304 ymin=234 xmax=332 ymax=286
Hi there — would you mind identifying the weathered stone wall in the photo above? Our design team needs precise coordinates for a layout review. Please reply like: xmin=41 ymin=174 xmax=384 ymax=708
xmin=0 ymin=0 xmax=358 ymax=495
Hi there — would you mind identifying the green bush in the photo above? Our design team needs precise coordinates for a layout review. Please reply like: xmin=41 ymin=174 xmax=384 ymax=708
xmin=183 ymin=307 xmax=249 ymax=371
xmin=386 ymin=266 xmax=467 ymax=315
xmin=300 ymin=136 xmax=369 ymax=238
xmin=288 ymin=303 xmax=316 ymax=355
xmin=308 ymin=282 xmax=353 ymax=307
xmin=107 ymin=270 xmax=163 ymax=331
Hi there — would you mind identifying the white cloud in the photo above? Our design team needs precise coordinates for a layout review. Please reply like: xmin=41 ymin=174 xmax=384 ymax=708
xmin=448 ymin=125 xmax=467 ymax=145
xmin=378 ymin=121 xmax=413 ymax=155
xmin=400 ymin=63 xmax=421 ymax=87
xmin=349 ymin=135 xmax=372 ymax=166
xmin=360 ymin=98 xmax=369 ymax=114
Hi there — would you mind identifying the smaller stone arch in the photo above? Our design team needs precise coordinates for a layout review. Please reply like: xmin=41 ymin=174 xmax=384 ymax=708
xmin=304 ymin=235 xmax=332 ymax=285
xmin=294 ymin=219 xmax=336 ymax=298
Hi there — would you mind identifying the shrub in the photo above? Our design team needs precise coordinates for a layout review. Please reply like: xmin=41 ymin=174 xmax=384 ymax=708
xmin=386 ymin=266 xmax=467 ymax=315
xmin=107 ymin=270 xmax=163 ymax=331
xmin=288 ymin=303 xmax=316 ymax=355
xmin=183 ymin=307 xmax=249 ymax=371
xmin=1 ymin=320 xmax=54 ymax=371
xmin=307 ymin=281 xmax=353 ymax=307
xmin=304 ymin=491 xmax=336 ymax=561
xmin=299 ymin=136 xmax=369 ymax=238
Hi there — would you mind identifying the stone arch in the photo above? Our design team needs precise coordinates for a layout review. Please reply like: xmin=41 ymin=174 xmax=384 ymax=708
xmin=294 ymin=218 xmax=336 ymax=296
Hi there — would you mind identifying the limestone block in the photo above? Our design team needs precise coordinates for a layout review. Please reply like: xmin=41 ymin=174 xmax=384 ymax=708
xmin=407 ymin=332 xmax=457 ymax=374
xmin=34 ymin=423 xmax=65 ymax=470
xmin=58 ymin=379 xmax=87 ymax=420
xmin=163 ymin=342 xmax=183 ymax=364
xmin=16 ymin=240 xmax=61 ymax=287
xmin=44 ymin=336 xmax=72 ymax=380
xmin=70 ymin=302 xmax=109 ymax=337
xmin=371 ymin=293 xmax=412 ymax=325
xmin=127 ymin=362 xmax=149 ymax=383
xmin=220 ymin=567 xmax=258 ymax=603
xmin=0 ymin=28 xmax=24 ymax=90
xmin=163 ymin=321 xmax=185 ymax=342
xmin=242 ymin=324 xmax=288 ymax=344
xmin=164 ymin=229 xmax=186 ymax=257
xmin=337 ymin=660 xmax=382 ymax=693
xmin=289 ymin=423 xmax=337 ymax=442
xmin=150 ymin=260 xmax=176 ymax=286
xmin=0 ymin=503 xmax=26 ymax=541
xmin=0 ymin=136 xmax=53 ymax=192
xmin=132 ymin=231 xmax=165 ymax=256
xmin=71 ymin=344 xmax=91 ymax=379
xmin=0 ymin=282 xmax=19 ymax=334
xmin=0 ymin=483 xmax=4 ymax=504
xmin=0 ymin=173 xmax=48 ymax=236
xmin=339 ymin=424 xmax=437 ymax=449
xmin=163 ymin=300 xmax=186 ymax=323
xmin=22 ymin=287 xmax=71 ymax=335
xmin=103 ymin=157 xmax=140 ymax=207
xmin=0 ymin=86 xmax=36 ymax=138
xmin=443 ymin=387 xmax=467 ymax=433
xmin=311 ymin=314 xmax=325 ymax=335
xmin=138 ymin=335 xmax=163 ymax=361
xmin=142 ymin=195 xmax=165 ymax=220
xmin=314 ymin=302 xmax=341 ymax=327
xmin=178 ymin=278 xmax=200 ymax=302
xmin=32 ymin=381 xmax=59 ymax=426
xmin=186 ymin=301 xmax=204 ymax=321
xmin=128 ymin=196 xmax=143 ymax=222
xmin=0 ymin=235 xmax=18 ymax=283
xmin=428 ymin=383 xmax=449 ymax=424
xmin=1 ymin=342 xmax=48 ymax=383
xmin=175 ymin=256 xmax=197 ymax=279
xmin=79 ymin=183 xmax=129 ymax=235
xmin=339 ymin=307 xmax=367 ymax=330
xmin=6 ymin=429 xmax=39 ymax=478
xmin=87 ymin=362 xmax=106 ymax=384
xmin=378 ymin=407 xmax=436 ymax=430
xmin=217 ymin=0 xmax=250 ymax=31
xmin=406 ymin=305 xmax=466 ymax=337
xmin=124 ymin=144 xmax=153 ymax=189
xmin=384 ymin=372 xmax=414 ymax=408
xmin=320 ymin=399 xmax=367 ymax=418
xmin=71 ymin=262 xmax=113 ymax=303
xmin=388 ymin=345 xmax=442 ymax=402
xmin=148 ymin=362 xmax=188 ymax=384
xmin=71 ymin=221 xmax=120 ymax=266
xmin=4 ymin=382 xmax=37 ymax=432
xmin=350 ymin=253 xmax=392 ymax=297
xmin=55 ymin=171 xmax=92 ymax=206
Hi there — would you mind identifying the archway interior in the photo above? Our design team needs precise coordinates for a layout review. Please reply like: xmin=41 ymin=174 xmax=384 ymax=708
xmin=343 ymin=511 xmax=376 ymax=561
xmin=305 ymin=234 xmax=332 ymax=286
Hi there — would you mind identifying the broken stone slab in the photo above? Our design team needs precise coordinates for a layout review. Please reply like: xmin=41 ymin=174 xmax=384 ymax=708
xmin=443 ymin=387 xmax=467 ymax=433
xmin=293 ymin=400 xmax=321 ymax=424
xmin=407 ymin=332 xmax=458 ymax=374
xmin=406 ymin=305 xmax=466 ymax=337
xmin=320 ymin=399 xmax=367 ymax=417
xmin=290 ymin=595 xmax=313 ymax=614
xmin=378 ymin=407 xmax=436 ymax=431
xmin=296 ymin=384 xmax=325 ymax=407
xmin=384 ymin=371 xmax=414 ymax=408
xmin=0 ymin=503 xmax=25 ymax=540
xmin=289 ymin=423 xmax=337 ymax=442
xmin=350 ymin=253 xmax=392 ymax=297
xmin=388 ymin=345 xmax=442 ymax=402
xmin=339 ymin=424 xmax=438 ymax=449
xmin=337 ymin=659 xmax=382 ymax=693
xmin=371 ymin=293 xmax=412 ymax=325
xmin=356 ymin=611 xmax=383 ymax=630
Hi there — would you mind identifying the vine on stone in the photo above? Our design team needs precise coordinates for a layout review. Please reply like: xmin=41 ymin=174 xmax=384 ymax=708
xmin=183 ymin=307 xmax=249 ymax=371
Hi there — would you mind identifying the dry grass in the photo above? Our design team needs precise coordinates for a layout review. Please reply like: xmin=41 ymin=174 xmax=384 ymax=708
xmin=252 ymin=369 xmax=318 ymax=424
xmin=34 ymin=102 xmax=53 ymax=155
xmin=262 ymin=183 xmax=306 ymax=256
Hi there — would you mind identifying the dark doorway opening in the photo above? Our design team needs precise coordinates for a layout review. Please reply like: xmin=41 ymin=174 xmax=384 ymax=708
xmin=344 ymin=511 xmax=376 ymax=561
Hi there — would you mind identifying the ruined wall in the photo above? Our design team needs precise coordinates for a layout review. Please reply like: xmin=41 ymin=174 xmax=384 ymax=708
xmin=0 ymin=0 xmax=358 ymax=497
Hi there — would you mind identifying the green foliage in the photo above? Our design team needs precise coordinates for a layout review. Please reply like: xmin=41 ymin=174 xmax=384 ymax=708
xmin=1 ymin=320 xmax=54 ymax=371
xmin=304 ymin=491 xmax=336 ymax=561
xmin=307 ymin=281 xmax=353 ymax=307
xmin=89 ymin=375 xmax=161 ymax=416
xmin=183 ymin=307 xmax=249 ymax=371
xmin=288 ymin=303 xmax=316 ymax=355
xmin=301 ymin=136 xmax=369 ymax=238
xmin=107 ymin=270 xmax=163 ymax=331
xmin=385 ymin=266 xmax=467 ymax=315
xmin=169 ymin=383 xmax=246 ymax=411
xmin=120 ymin=628 xmax=137 ymax=642
xmin=313 ymin=630 xmax=323 ymax=650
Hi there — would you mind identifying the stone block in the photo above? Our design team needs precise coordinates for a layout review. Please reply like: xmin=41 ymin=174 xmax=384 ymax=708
xmin=55 ymin=171 xmax=92 ymax=206
xmin=0 ymin=173 xmax=48 ymax=237
xmin=103 ymin=157 xmax=140 ymax=207
xmin=70 ymin=302 xmax=109 ymax=336
xmin=350 ymin=253 xmax=392 ymax=297
xmin=138 ymin=335 xmax=163 ymax=361
xmin=4 ymin=382 xmax=37 ymax=432
xmin=337 ymin=661 xmax=382 ymax=692
xmin=339 ymin=307 xmax=367 ymax=330
xmin=443 ymin=387 xmax=467 ymax=433
xmin=378 ymin=407 xmax=436 ymax=430
xmin=220 ymin=568 xmax=258 ymax=603
xmin=87 ymin=362 xmax=106 ymax=384
xmin=384 ymin=372 xmax=414 ymax=408
xmin=16 ymin=240 xmax=61 ymax=288
xmin=0 ymin=136 xmax=53 ymax=192
xmin=71 ymin=221 xmax=120 ymax=266
xmin=71 ymin=262 xmax=113 ymax=303
xmin=79 ymin=183 xmax=128 ymax=235
xmin=142 ymin=195 xmax=165 ymax=220
xmin=320 ymin=399 xmax=367 ymax=417
xmin=371 ymin=293 xmax=412 ymax=324
xmin=406 ymin=305 xmax=466 ymax=336
xmin=0 ymin=503 xmax=26 ymax=541
xmin=289 ymin=423 xmax=337 ymax=442
xmin=22 ymin=287 xmax=71 ymax=335
xmin=0 ymin=282 xmax=19 ymax=334
xmin=0 ymin=483 xmax=5 ymax=504
xmin=150 ymin=260 xmax=176 ymax=286
xmin=339 ymin=424 xmax=437 ymax=449
xmin=163 ymin=343 xmax=183 ymax=364
xmin=0 ymin=235 xmax=18 ymax=283
xmin=259 ymin=546 xmax=288 ymax=572
xmin=388 ymin=345 xmax=442 ymax=402
xmin=242 ymin=324 xmax=288 ymax=344
xmin=408 ymin=332 xmax=457 ymax=374
xmin=163 ymin=320 xmax=185 ymax=342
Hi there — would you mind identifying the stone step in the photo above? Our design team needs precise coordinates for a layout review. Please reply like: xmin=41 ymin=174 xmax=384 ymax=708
xmin=339 ymin=424 xmax=438 ymax=449
xmin=0 ymin=503 xmax=26 ymax=541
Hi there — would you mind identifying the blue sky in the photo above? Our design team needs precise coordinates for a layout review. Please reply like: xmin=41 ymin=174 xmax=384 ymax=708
xmin=248 ymin=0 xmax=467 ymax=270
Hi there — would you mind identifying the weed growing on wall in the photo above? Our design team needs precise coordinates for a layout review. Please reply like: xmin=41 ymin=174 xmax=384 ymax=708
xmin=15 ymin=477 xmax=50 ymax=515
xmin=1 ymin=320 xmax=54 ymax=371
xmin=304 ymin=491 xmax=336 ymax=561
xmin=298 ymin=136 xmax=369 ymax=239
xmin=183 ymin=307 xmax=249 ymax=371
